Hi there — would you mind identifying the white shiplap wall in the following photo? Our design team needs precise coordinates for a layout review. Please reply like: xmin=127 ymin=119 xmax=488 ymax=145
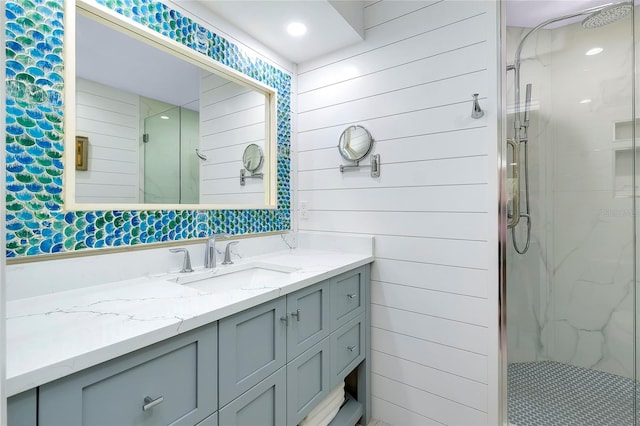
xmin=199 ymin=72 xmax=267 ymax=205
xmin=297 ymin=1 xmax=500 ymax=424
xmin=75 ymin=78 xmax=140 ymax=203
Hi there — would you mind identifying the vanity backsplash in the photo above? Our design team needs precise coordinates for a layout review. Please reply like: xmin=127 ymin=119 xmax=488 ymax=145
xmin=5 ymin=0 xmax=291 ymax=259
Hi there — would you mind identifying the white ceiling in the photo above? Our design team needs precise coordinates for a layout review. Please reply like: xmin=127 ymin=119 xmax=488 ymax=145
xmin=197 ymin=0 xmax=364 ymax=64
xmin=192 ymin=1 xmax=636 ymax=64
xmin=77 ymin=0 xmax=638 ymax=91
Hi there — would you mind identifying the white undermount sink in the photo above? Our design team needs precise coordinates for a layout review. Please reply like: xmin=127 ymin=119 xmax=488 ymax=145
xmin=167 ymin=262 xmax=298 ymax=291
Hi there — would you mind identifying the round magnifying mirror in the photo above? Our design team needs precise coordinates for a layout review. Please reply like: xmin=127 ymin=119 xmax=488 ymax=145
xmin=338 ymin=125 xmax=373 ymax=162
xmin=243 ymin=144 xmax=264 ymax=173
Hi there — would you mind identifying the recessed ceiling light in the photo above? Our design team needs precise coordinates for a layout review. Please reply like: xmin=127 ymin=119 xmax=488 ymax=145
xmin=287 ymin=22 xmax=307 ymax=37
xmin=579 ymin=99 xmax=592 ymax=104
xmin=585 ymin=47 xmax=603 ymax=56
xmin=160 ymin=115 xmax=169 ymax=120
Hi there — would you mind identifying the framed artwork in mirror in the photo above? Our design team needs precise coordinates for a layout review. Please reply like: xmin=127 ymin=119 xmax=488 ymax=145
xmin=76 ymin=136 xmax=88 ymax=171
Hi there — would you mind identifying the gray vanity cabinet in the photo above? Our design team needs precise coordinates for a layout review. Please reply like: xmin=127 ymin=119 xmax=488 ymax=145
xmin=38 ymin=324 xmax=217 ymax=426
xmin=218 ymin=266 xmax=368 ymax=426
xmin=218 ymin=297 xmax=287 ymax=407
xmin=218 ymin=367 xmax=286 ymax=426
xmin=286 ymin=337 xmax=331 ymax=426
xmin=14 ymin=264 xmax=370 ymax=426
xmin=286 ymin=281 xmax=330 ymax=361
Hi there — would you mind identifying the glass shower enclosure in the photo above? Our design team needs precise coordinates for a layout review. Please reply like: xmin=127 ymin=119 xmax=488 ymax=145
xmin=504 ymin=1 xmax=638 ymax=424
xmin=142 ymin=105 xmax=199 ymax=204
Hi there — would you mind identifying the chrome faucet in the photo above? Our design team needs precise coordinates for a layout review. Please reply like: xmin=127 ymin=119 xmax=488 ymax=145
xmin=169 ymin=248 xmax=193 ymax=273
xmin=204 ymin=233 xmax=228 ymax=269
xmin=222 ymin=241 xmax=239 ymax=265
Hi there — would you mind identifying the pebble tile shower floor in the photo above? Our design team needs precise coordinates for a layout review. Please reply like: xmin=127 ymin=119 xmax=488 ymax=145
xmin=508 ymin=361 xmax=635 ymax=426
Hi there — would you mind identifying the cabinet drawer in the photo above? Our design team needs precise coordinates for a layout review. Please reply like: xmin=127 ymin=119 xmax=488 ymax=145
xmin=219 ymin=297 xmax=287 ymax=407
xmin=286 ymin=281 xmax=330 ymax=360
xmin=286 ymin=337 xmax=331 ymax=426
xmin=331 ymin=314 xmax=365 ymax=387
xmin=39 ymin=324 xmax=217 ymax=426
xmin=219 ymin=367 xmax=286 ymax=426
xmin=331 ymin=267 xmax=365 ymax=330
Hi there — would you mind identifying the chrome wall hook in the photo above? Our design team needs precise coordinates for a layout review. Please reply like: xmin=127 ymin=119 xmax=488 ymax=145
xmin=471 ymin=93 xmax=484 ymax=119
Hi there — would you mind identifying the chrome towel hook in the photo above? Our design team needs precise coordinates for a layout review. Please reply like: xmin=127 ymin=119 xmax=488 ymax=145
xmin=471 ymin=93 xmax=484 ymax=119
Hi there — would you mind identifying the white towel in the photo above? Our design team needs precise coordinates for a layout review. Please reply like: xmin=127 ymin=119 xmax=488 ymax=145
xmin=301 ymin=389 xmax=343 ymax=425
xmin=299 ymin=382 xmax=345 ymax=426
xmin=314 ymin=405 xmax=341 ymax=426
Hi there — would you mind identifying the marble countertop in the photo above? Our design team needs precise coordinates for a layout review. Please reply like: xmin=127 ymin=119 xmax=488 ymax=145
xmin=6 ymin=248 xmax=374 ymax=396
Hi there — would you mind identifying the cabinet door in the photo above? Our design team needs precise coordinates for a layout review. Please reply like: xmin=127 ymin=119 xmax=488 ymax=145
xmin=7 ymin=389 xmax=37 ymax=426
xmin=286 ymin=281 xmax=330 ymax=360
xmin=286 ymin=337 xmax=331 ymax=426
xmin=219 ymin=368 xmax=286 ymax=426
xmin=219 ymin=297 xmax=287 ymax=407
xmin=39 ymin=324 xmax=217 ymax=426
xmin=331 ymin=267 xmax=365 ymax=330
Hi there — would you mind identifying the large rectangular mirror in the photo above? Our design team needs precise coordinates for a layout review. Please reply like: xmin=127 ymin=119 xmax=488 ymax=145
xmin=64 ymin=0 xmax=277 ymax=211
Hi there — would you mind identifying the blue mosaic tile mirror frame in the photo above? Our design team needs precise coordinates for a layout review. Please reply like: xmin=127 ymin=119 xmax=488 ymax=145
xmin=5 ymin=0 xmax=291 ymax=259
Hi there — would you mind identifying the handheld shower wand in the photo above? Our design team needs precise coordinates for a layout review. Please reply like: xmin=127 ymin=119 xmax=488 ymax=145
xmin=523 ymin=83 xmax=532 ymax=134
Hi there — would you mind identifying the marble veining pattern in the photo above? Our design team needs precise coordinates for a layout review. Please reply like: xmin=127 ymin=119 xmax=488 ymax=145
xmin=5 ymin=248 xmax=373 ymax=396
xmin=5 ymin=0 xmax=291 ymax=259
xmin=506 ymin=17 xmax=637 ymax=379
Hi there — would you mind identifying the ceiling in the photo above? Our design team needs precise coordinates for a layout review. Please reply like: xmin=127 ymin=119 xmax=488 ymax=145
xmin=81 ymin=1 xmax=639 ymax=77
xmin=190 ymin=1 xmax=638 ymax=64
xmin=195 ymin=0 xmax=364 ymax=64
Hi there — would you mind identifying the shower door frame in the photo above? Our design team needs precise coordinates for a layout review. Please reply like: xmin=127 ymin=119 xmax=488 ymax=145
xmin=497 ymin=1 xmax=508 ymax=425
xmin=497 ymin=2 xmax=638 ymax=425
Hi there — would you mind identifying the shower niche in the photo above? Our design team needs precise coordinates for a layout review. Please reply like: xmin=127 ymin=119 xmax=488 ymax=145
xmin=613 ymin=119 xmax=640 ymax=198
xmin=613 ymin=148 xmax=638 ymax=198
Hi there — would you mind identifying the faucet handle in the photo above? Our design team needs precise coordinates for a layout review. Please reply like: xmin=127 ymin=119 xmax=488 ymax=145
xmin=169 ymin=248 xmax=193 ymax=273
xmin=222 ymin=241 xmax=239 ymax=265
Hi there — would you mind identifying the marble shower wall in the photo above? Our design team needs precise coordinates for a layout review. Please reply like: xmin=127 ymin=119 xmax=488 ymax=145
xmin=507 ymin=12 xmax=636 ymax=378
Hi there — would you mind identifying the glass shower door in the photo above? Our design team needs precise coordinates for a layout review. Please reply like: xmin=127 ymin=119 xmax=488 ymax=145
xmin=143 ymin=107 xmax=180 ymax=204
xmin=505 ymin=2 xmax=636 ymax=425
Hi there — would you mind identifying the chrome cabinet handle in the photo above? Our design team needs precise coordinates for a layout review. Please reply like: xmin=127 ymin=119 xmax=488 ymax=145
xmin=280 ymin=315 xmax=289 ymax=326
xmin=347 ymin=293 xmax=357 ymax=299
xmin=347 ymin=345 xmax=357 ymax=352
xmin=290 ymin=309 xmax=301 ymax=322
xmin=143 ymin=395 xmax=164 ymax=411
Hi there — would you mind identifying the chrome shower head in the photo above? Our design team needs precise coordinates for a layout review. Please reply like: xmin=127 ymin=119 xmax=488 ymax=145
xmin=582 ymin=2 xmax=632 ymax=29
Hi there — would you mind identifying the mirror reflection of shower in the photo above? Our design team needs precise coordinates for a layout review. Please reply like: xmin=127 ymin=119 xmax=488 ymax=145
xmin=506 ymin=1 xmax=633 ymax=254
